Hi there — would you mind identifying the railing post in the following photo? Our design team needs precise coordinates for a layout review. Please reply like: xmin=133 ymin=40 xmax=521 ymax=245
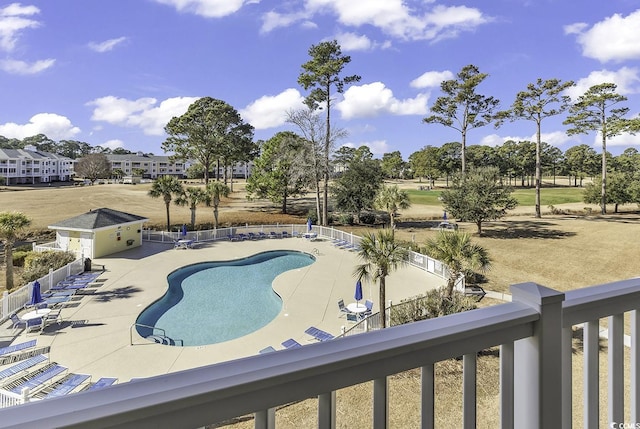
xmin=318 ymin=391 xmax=336 ymax=429
xmin=373 ymin=377 xmax=388 ymax=429
xmin=511 ymin=282 xmax=564 ymax=429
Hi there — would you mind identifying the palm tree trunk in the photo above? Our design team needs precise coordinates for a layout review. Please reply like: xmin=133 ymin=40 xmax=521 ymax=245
xmin=190 ymin=207 xmax=196 ymax=229
xmin=165 ymin=203 xmax=171 ymax=231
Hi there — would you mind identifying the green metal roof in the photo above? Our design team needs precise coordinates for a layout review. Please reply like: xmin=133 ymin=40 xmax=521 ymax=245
xmin=49 ymin=208 xmax=148 ymax=231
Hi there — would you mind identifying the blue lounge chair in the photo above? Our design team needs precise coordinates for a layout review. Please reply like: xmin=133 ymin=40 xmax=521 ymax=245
xmin=305 ymin=327 xmax=334 ymax=342
xmin=281 ymin=339 xmax=302 ymax=349
xmin=9 ymin=364 xmax=67 ymax=394
xmin=259 ymin=346 xmax=276 ymax=354
xmin=258 ymin=232 xmax=267 ymax=239
xmin=0 ymin=355 xmax=48 ymax=380
xmin=84 ymin=377 xmax=118 ymax=392
xmin=281 ymin=231 xmax=290 ymax=238
xmin=0 ymin=339 xmax=36 ymax=356
xmin=269 ymin=231 xmax=279 ymax=239
xmin=44 ymin=373 xmax=90 ymax=398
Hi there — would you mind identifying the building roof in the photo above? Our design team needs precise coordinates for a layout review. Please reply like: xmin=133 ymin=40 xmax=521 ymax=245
xmin=49 ymin=208 xmax=149 ymax=231
xmin=105 ymin=154 xmax=177 ymax=163
xmin=0 ymin=148 xmax=73 ymax=161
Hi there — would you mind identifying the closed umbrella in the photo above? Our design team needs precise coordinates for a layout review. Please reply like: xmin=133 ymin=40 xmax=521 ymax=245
xmin=307 ymin=218 xmax=312 ymax=232
xmin=28 ymin=281 xmax=43 ymax=307
xmin=354 ymin=280 xmax=363 ymax=305
xmin=181 ymin=224 xmax=187 ymax=237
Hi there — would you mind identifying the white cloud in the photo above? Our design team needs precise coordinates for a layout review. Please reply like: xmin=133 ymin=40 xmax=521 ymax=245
xmin=0 ymin=113 xmax=80 ymax=140
xmin=100 ymin=139 xmax=125 ymax=150
xmin=337 ymin=82 xmax=428 ymax=119
xmin=88 ymin=37 xmax=128 ymax=53
xmin=261 ymin=1 xmax=490 ymax=42
xmin=0 ymin=58 xmax=54 ymax=74
xmin=569 ymin=10 xmax=640 ymax=63
xmin=410 ymin=70 xmax=454 ymax=89
xmin=87 ymin=96 xmax=200 ymax=135
xmin=336 ymin=32 xmax=372 ymax=51
xmin=0 ymin=3 xmax=40 ymax=52
xmin=565 ymin=67 xmax=640 ymax=99
xmin=152 ymin=0 xmax=254 ymax=18
xmin=240 ymin=88 xmax=305 ymax=129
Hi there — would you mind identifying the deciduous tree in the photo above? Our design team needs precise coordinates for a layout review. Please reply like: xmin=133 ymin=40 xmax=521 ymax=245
xmin=298 ymin=40 xmax=360 ymax=225
xmin=162 ymin=97 xmax=254 ymax=184
xmin=74 ymin=153 xmax=111 ymax=184
xmin=440 ymin=167 xmax=518 ymax=235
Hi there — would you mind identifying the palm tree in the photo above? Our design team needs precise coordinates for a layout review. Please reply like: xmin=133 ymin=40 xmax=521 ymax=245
xmin=423 ymin=231 xmax=491 ymax=298
xmin=207 ymin=181 xmax=230 ymax=228
xmin=175 ymin=187 xmax=210 ymax=229
xmin=374 ymin=184 xmax=411 ymax=229
xmin=0 ymin=211 xmax=31 ymax=291
xmin=148 ymin=176 xmax=183 ymax=231
xmin=354 ymin=230 xmax=408 ymax=328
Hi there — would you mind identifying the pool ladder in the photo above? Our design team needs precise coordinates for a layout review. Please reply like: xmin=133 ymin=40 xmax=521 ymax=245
xmin=130 ymin=323 xmax=183 ymax=346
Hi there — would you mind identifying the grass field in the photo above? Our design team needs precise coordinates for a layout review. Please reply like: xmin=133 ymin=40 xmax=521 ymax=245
xmin=1 ymin=180 xmax=637 ymax=427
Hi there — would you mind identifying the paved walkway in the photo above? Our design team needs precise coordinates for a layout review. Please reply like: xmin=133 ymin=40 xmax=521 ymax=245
xmin=0 ymin=237 xmax=445 ymax=382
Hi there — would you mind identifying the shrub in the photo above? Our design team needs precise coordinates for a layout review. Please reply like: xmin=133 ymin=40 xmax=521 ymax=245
xmin=389 ymin=288 xmax=477 ymax=326
xmin=359 ymin=212 xmax=376 ymax=225
xmin=12 ymin=250 xmax=30 ymax=267
xmin=338 ymin=213 xmax=354 ymax=225
xmin=21 ymin=251 xmax=77 ymax=282
xmin=307 ymin=210 xmax=318 ymax=224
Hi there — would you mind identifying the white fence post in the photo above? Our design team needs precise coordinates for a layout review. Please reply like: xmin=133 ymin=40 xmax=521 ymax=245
xmin=512 ymin=282 xmax=565 ymax=429
xmin=2 ymin=291 xmax=8 ymax=319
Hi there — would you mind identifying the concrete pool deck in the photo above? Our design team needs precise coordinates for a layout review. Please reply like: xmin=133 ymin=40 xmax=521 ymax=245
xmin=1 ymin=237 xmax=445 ymax=382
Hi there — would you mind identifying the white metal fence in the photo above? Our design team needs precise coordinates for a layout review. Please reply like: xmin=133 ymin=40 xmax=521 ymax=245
xmin=0 ymin=258 xmax=84 ymax=323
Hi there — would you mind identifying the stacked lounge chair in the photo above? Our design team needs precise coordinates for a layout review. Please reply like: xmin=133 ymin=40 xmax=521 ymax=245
xmin=304 ymin=327 xmax=334 ymax=342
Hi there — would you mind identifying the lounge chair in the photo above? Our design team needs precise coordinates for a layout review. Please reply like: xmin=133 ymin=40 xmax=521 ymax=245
xmin=0 ymin=346 xmax=51 ymax=366
xmin=304 ymin=327 xmax=334 ymax=342
xmin=238 ymin=233 xmax=249 ymax=241
xmin=9 ymin=314 xmax=27 ymax=332
xmin=268 ymin=231 xmax=278 ymax=239
xmin=259 ymin=346 xmax=276 ymax=354
xmin=9 ymin=363 xmax=67 ymax=394
xmin=337 ymin=299 xmax=351 ymax=317
xmin=281 ymin=231 xmax=290 ymax=238
xmin=43 ymin=373 xmax=90 ymax=398
xmin=0 ymin=339 xmax=36 ymax=356
xmin=0 ymin=354 xmax=48 ymax=381
xmin=43 ymin=309 xmax=62 ymax=327
xmin=84 ymin=377 xmax=118 ymax=392
xmin=258 ymin=232 xmax=267 ymax=239
xmin=281 ymin=339 xmax=302 ymax=349
xmin=346 ymin=313 xmax=362 ymax=322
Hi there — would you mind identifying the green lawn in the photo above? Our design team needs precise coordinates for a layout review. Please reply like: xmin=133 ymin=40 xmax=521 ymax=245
xmin=407 ymin=186 xmax=584 ymax=207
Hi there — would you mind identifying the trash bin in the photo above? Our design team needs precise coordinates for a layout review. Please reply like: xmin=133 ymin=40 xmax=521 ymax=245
xmin=84 ymin=257 xmax=92 ymax=272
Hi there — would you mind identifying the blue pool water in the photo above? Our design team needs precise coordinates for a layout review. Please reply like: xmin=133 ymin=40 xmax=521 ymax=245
xmin=136 ymin=250 xmax=315 ymax=346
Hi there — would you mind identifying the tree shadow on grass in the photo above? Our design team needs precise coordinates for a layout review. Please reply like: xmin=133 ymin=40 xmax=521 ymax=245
xmin=481 ymin=220 xmax=577 ymax=240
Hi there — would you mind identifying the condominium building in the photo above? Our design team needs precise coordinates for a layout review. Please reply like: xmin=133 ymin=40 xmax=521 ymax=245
xmin=105 ymin=153 xmax=187 ymax=179
xmin=0 ymin=147 xmax=74 ymax=185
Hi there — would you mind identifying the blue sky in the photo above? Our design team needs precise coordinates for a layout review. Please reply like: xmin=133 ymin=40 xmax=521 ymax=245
xmin=1 ymin=0 xmax=640 ymax=159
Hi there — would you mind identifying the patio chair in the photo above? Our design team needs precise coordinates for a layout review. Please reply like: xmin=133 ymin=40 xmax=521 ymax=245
xmin=281 ymin=338 xmax=302 ymax=349
xmin=9 ymin=314 xmax=27 ymax=332
xmin=337 ymin=299 xmax=351 ymax=317
xmin=25 ymin=317 xmax=44 ymax=334
xmin=84 ymin=377 xmax=118 ymax=392
xmin=304 ymin=327 xmax=334 ymax=342
xmin=43 ymin=373 xmax=90 ymax=398
xmin=0 ymin=339 xmax=37 ymax=357
xmin=364 ymin=300 xmax=374 ymax=315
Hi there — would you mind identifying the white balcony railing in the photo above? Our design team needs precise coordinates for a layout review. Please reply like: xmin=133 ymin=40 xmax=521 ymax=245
xmin=0 ymin=279 xmax=638 ymax=428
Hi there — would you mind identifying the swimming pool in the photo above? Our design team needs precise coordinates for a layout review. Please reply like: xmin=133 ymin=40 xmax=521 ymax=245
xmin=135 ymin=250 xmax=315 ymax=346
